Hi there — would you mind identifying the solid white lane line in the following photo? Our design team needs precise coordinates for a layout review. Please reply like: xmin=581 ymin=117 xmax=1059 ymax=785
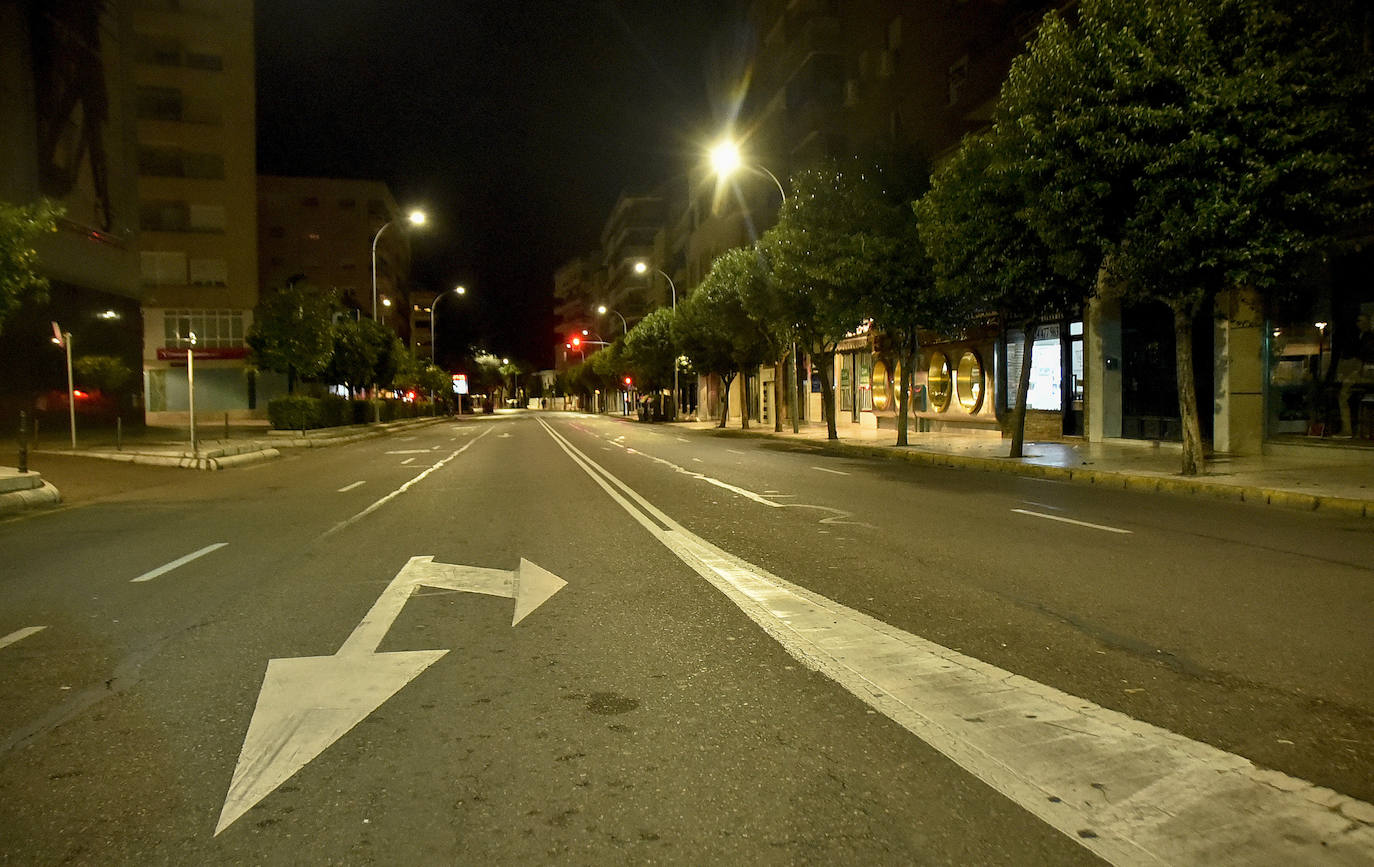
xmin=812 ymin=466 xmax=849 ymax=476
xmin=131 ymin=543 xmax=229 ymax=583
xmin=1011 ymin=508 xmax=1133 ymax=535
xmin=538 ymin=417 xmax=1371 ymax=865
xmin=1021 ymin=500 xmax=1065 ymax=511
xmin=320 ymin=426 xmax=493 ymax=539
xmin=337 ymin=481 xmax=366 ymax=493
xmin=0 ymin=627 xmax=47 ymax=651
xmin=385 ymin=449 xmax=431 ymax=455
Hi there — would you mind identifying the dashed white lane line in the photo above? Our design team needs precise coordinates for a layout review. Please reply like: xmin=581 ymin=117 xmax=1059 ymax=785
xmin=401 ymin=457 xmax=416 ymax=465
xmin=1011 ymin=508 xmax=1132 ymax=535
xmin=337 ymin=481 xmax=366 ymax=493
xmin=727 ymin=449 xmax=746 ymax=455
xmin=130 ymin=543 xmax=229 ymax=583
xmin=385 ymin=449 xmax=431 ymax=455
xmin=0 ymin=627 xmax=47 ymax=651
xmin=812 ymin=466 xmax=849 ymax=476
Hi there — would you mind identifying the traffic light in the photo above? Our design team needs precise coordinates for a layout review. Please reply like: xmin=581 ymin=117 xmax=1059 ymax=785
xmin=624 ymin=376 xmax=632 ymax=386
xmin=570 ymin=336 xmax=581 ymax=348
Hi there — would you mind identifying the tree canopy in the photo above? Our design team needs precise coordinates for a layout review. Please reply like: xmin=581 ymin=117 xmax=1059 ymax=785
xmin=246 ymin=282 xmax=339 ymax=393
xmin=0 ymin=199 xmax=62 ymax=334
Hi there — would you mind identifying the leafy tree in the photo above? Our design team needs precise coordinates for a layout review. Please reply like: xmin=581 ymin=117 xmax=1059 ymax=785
xmin=917 ymin=132 xmax=1088 ymax=457
xmin=325 ymin=318 xmax=394 ymax=396
xmin=0 ymin=199 xmax=62 ymax=334
xmin=675 ymin=248 xmax=771 ymax=429
xmin=73 ymin=355 xmax=134 ymax=394
xmin=733 ymin=245 xmax=792 ymax=432
xmin=246 ymin=282 xmax=338 ymax=393
xmin=760 ymin=162 xmax=872 ymax=440
xmin=996 ymin=0 xmax=1372 ymax=474
xmin=622 ymin=308 xmax=677 ymax=392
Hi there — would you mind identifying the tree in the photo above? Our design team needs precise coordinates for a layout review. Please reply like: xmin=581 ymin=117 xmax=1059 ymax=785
xmin=246 ymin=282 xmax=338 ymax=393
xmin=917 ymin=132 xmax=1089 ymax=458
xmin=676 ymin=248 xmax=772 ymax=429
xmin=733 ymin=246 xmax=792 ymax=432
xmin=996 ymin=0 xmax=1372 ymax=474
xmin=325 ymin=318 xmax=394 ymax=396
xmin=760 ymin=161 xmax=872 ymax=440
xmin=0 ymin=199 xmax=62 ymax=334
xmin=622 ymin=307 xmax=677 ymax=392
xmin=73 ymin=355 xmax=134 ymax=395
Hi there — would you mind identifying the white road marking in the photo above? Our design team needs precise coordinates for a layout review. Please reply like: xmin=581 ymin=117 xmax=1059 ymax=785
xmin=130 ymin=543 xmax=228 ymax=583
xmin=385 ymin=449 xmax=431 ymax=455
xmin=321 ymin=426 xmax=493 ymax=539
xmin=217 ymin=556 xmax=565 ymax=835
xmin=401 ymin=458 xmax=415 ymax=465
xmin=812 ymin=466 xmax=849 ymax=476
xmin=1021 ymin=500 xmax=1064 ymax=511
xmin=1011 ymin=508 xmax=1132 ymax=535
xmin=0 ymin=627 xmax=47 ymax=651
xmin=538 ymin=417 xmax=1372 ymax=865
xmin=727 ymin=449 xmax=746 ymax=455
xmin=337 ymin=481 xmax=366 ymax=493
xmin=676 ymin=437 xmax=689 ymax=442
xmin=692 ymin=457 xmax=703 ymax=463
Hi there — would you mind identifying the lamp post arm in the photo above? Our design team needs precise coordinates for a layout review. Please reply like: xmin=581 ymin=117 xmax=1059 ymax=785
xmin=753 ymin=164 xmax=787 ymax=205
xmin=370 ymin=220 xmax=394 ymax=322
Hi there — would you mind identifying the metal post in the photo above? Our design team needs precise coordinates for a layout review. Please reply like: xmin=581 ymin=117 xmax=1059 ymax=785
xmin=17 ymin=411 xmax=29 ymax=473
xmin=224 ymin=412 xmax=229 ymax=440
xmin=188 ymin=344 xmax=197 ymax=456
xmin=63 ymin=331 xmax=75 ymax=449
xmin=116 ymin=416 xmax=122 ymax=451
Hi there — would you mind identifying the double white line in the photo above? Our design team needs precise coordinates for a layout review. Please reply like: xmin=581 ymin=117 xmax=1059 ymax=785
xmin=539 ymin=417 xmax=1372 ymax=865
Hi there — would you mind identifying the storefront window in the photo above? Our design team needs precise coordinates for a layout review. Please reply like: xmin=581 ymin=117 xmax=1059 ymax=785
xmin=1007 ymin=325 xmax=1064 ymax=411
xmin=928 ymin=352 xmax=951 ymax=411
xmin=956 ymin=351 xmax=983 ymax=412
xmin=872 ymin=360 xmax=890 ymax=411
xmin=1269 ymin=310 xmax=1374 ymax=438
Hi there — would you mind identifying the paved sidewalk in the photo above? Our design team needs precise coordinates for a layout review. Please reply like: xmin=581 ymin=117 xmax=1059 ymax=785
xmin=0 ymin=415 xmax=452 ymax=515
xmin=667 ymin=416 xmax=1374 ymax=518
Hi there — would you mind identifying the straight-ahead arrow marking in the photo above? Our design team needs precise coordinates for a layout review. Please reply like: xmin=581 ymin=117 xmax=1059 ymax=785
xmin=216 ymin=556 xmax=566 ymax=835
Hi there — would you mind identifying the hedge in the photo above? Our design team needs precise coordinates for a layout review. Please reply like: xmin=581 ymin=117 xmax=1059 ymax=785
xmin=267 ymin=396 xmax=437 ymax=430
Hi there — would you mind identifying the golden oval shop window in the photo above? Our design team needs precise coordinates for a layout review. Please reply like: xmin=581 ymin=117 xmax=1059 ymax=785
xmin=956 ymin=351 xmax=984 ymax=412
xmin=871 ymin=360 xmax=890 ymax=411
xmin=928 ymin=352 xmax=951 ymax=411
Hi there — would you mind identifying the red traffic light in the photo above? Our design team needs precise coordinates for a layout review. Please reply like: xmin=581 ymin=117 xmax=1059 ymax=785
xmin=624 ymin=376 xmax=632 ymax=386
xmin=570 ymin=336 xmax=581 ymax=348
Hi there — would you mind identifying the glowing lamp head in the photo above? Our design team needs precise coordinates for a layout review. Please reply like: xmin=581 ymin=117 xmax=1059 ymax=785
xmin=407 ymin=210 xmax=426 ymax=226
xmin=710 ymin=140 xmax=742 ymax=176
xmin=597 ymin=305 xmax=608 ymax=315
xmin=634 ymin=262 xmax=648 ymax=275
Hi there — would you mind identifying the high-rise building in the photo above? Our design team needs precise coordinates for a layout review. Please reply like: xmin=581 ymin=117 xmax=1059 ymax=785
xmin=131 ymin=0 xmax=258 ymax=425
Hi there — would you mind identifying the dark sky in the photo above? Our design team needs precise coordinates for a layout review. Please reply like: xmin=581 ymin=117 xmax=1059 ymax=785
xmin=255 ymin=0 xmax=744 ymax=368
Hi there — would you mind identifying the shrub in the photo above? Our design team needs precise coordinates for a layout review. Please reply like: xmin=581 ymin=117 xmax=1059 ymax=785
xmin=268 ymin=395 xmax=321 ymax=430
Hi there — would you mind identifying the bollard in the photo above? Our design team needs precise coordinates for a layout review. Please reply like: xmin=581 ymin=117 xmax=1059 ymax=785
xmin=224 ymin=412 xmax=229 ymax=441
xmin=116 ymin=416 xmax=122 ymax=451
xmin=17 ymin=411 xmax=29 ymax=473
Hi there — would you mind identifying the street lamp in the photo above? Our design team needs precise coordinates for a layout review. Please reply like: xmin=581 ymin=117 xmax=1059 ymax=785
xmin=635 ymin=261 xmax=679 ymax=417
xmin=431 ymin=284 xmax=467 ymax=364
xmin=371 ymin=209 xmax=426 ymax=321
xmin=597 ymin=305 xmax=627 ymax=334
xmin=50 ymin=322 xmax=75 ymax=449
xmin=713 ymin=139 xmax=796 ymax=431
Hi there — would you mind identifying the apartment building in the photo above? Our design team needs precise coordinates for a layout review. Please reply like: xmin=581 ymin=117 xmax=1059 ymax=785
xmin=131 ymin=0 xmax=258 ymax=424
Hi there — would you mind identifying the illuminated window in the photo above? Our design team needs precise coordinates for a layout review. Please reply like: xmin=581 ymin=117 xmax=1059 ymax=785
xmin=956 ymin=351 xmax=983 ymax=412
xmin=871 ymin=360 xmax=890 ymax=411
xmin=928 ymin=352 xmax=951 ymax=411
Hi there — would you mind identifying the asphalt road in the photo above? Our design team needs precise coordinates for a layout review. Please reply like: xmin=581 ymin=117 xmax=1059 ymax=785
xmin=1 ymin=413 xmax=1370 ymax=864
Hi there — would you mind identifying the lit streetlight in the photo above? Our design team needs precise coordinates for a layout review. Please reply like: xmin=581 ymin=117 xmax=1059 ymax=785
xmin=635 ymin=261 xmax=679 ymax=417
xmin=597 ymin=304 xmax=627 ymax=334
xmin=432 ymin=284 xmax=467 ymax=364
xmin=50 ymin=323 xmax=75 ymax=449
xmin=371 ymin=209 xmax=426 ymax=321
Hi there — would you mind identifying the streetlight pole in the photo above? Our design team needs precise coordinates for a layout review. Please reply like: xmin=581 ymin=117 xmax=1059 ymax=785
xmin=635 ymin=261 xmax=679 ymax=418
xmin=51 ymin=323 xmax=75 ymax=449
xmin=712 ymin=139 xmax=798 ymax=432
xmin=431 ymin=285 xmax=466 ymax=364
xmin=597 ymin=305 xmax=627 ymax=334
xmin=371 ymin=209 xmax=425 ymax=322
xmin=187 ymin=331 xmax=197 ymax=455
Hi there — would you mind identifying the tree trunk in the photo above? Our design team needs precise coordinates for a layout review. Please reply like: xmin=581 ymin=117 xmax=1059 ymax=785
xmin=790 ymin=344 xmax=801 ymax=434
xmin=741 ymin=372 xmax=750 ymax=430
xmin=719 ymin=373 xmax=732 ymax=428
xmin=1009 ymin=324 xmax=1036 ymax=459
xmin=895 ymin=340 xmax=917 ymax=447
xmin=287 ymin=364 xmax=296 ymax=395
xmin=818 ymin=349 xmax=838 ymax=440
xmin=1173 ymin=304 xmax=1205 ymax=476
xmin=773 ymin=359 xmax=784 ymax=432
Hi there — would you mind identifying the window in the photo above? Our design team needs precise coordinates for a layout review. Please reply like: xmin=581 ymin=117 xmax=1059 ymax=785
xmin=189 ymin=258 xmax=228 ymax=286
xmin=184 ymin=50 xmax=223 ymax=70
xmin=948 ymin=56 xmax=969 ymax=106
xmin=887 ymin=16 xmax=903 ymax=51
xmin=338 ymin=198 xmax=357 ymax=210
xmin=163 ymin=310 xmax=245 ymax=349
xmin=136 ymin=86 xmax=183 ymax=121
xmin=138 ymin=146 xmax=224 ymax=179
xmin=141 ymin=251 xmax=187 ymax=286
xmin=189 ymin=204 xmax=226 ymax=232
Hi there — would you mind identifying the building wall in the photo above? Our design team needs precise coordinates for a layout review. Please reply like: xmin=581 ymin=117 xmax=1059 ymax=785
xmin=132 ymin=0 xmax=259 ymax=422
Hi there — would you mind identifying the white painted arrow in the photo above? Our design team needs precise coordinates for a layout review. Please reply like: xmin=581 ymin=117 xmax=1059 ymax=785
xmin=216 ymin=556 xmax=566 ymax=835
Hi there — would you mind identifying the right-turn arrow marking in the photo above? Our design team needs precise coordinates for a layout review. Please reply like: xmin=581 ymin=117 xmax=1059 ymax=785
xmin=215 ymin=556 xmax=566 ymax=835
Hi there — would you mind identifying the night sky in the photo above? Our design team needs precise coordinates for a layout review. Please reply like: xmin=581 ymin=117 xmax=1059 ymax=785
xmin=255 ymin=0 xmax=744 ymax=369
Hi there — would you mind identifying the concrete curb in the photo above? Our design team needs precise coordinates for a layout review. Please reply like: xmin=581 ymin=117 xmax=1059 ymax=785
xmin=0 ymin=481 xmax=61 ymax=516
xmin=694 ymin=425 xmax=1371 ymax=518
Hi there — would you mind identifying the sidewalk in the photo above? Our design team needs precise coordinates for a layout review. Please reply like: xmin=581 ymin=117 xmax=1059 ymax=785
xmin=0 ymin=415 xmax=452 ymax=516
xmin=670 ymin=416 xmax=1374 ymax=518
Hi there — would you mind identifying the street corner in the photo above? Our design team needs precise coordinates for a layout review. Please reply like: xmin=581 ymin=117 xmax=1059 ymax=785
xmin=0 ymin=480 xmax=61 ymax=516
